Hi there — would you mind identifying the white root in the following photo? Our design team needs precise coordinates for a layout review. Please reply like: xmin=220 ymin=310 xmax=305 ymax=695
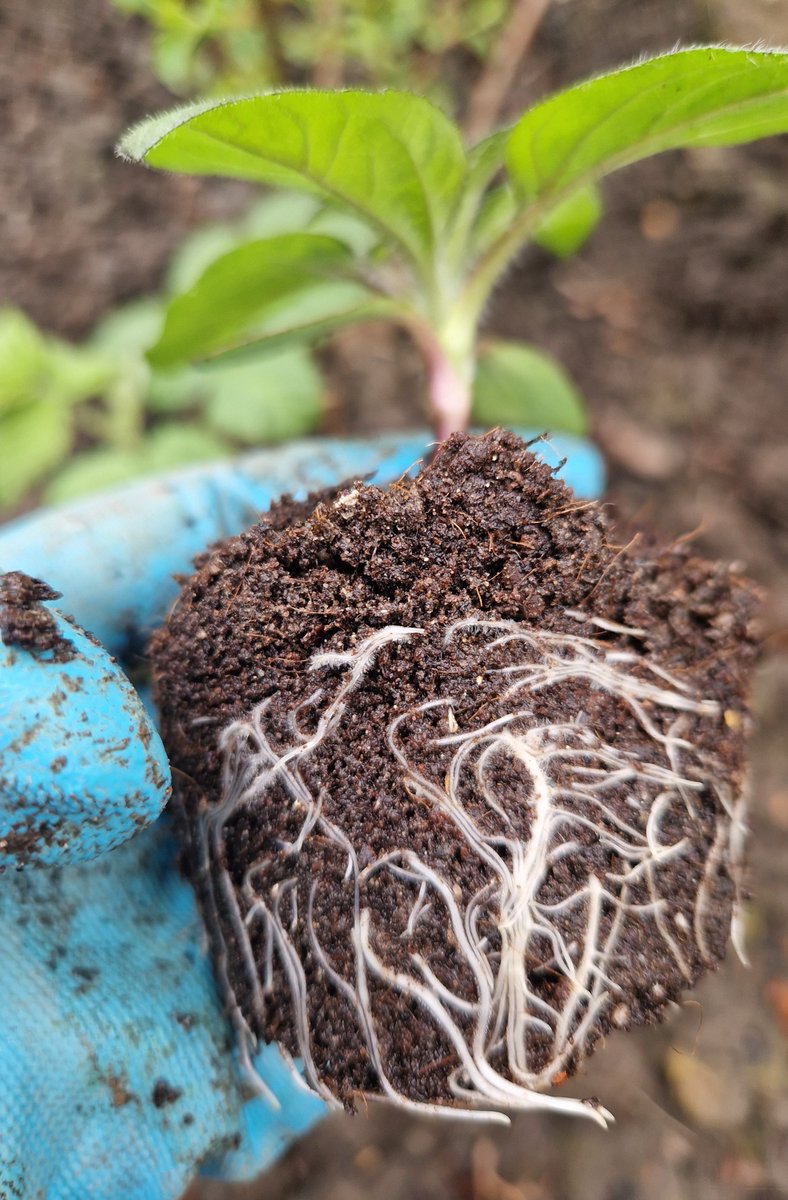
xmin=197 ymin=618 xmax=744 ymax=1127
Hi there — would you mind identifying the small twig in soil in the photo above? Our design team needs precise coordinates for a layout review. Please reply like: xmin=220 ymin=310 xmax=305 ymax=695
xmin=463 ymin=0 xmax=552 ymax=144
xmin=257 ymin=0 xmax=288 ymax=83
xmin=311 ymin=0 xmax=344 ymax=88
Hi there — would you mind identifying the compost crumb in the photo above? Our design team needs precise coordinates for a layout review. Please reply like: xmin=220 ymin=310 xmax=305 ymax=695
xmin=151 ymin=430 xmax=759 ymax=1120
xmin=0 ymin=571 xmax=75 ymax=662
xmin=151 ymin=1079 xmax=183 ymax=1108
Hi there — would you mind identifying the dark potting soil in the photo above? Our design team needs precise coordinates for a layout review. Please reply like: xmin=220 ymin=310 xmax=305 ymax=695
xmin=0 ymin=571 xmax=75 ymax=662
xmin=151 ymin=430 xmax=759 ymax=1117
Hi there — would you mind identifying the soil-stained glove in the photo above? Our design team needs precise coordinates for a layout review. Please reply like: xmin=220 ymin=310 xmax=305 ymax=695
xmin=0 ymin=433 xmax=604 ymax=1200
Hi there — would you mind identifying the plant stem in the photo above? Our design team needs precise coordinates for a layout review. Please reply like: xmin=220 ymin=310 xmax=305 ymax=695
xmin=427 ymin=346 xmax=472 ymax=442
xmin=456 ymin=188 xmax=566 ymax=335
xmin=407 ymin=321 xmax=474 ymax=441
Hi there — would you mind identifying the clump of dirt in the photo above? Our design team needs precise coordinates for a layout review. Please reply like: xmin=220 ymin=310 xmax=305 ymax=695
xmin=151 ymin=430 xmax=759 ymax=1124
xmin=0 ymin=571 xmax=75 ymax=661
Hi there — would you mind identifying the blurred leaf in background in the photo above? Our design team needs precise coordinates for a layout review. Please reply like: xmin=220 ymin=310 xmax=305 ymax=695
xmin=0 ymin=308 xmax=116 ymax=507
xmin=472 ymin=340 xmax=587 ymax=435
xmin=203 ymin=349 xmax=323 ymax=442
xmin=44 ymin=423 xmax=232 ymax=504
xmin=109 ymin=0 xmax=509 ymax=104
xmin=0 ymin=196 xmax=335 ymax=512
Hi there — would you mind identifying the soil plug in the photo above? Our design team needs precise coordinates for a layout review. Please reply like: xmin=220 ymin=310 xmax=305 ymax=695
xmin=151 ymin=431 xmax=759 ymax=1125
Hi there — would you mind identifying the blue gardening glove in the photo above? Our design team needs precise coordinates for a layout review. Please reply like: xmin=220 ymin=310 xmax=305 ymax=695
xmin=0 ymin=432 xmax=604 ymax=1200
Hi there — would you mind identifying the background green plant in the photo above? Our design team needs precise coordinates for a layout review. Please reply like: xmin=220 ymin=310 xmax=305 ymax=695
xmin=109 ymin=0 xmax=509 ymax=103
xmin=0 ymin=199 xmax=327 ymax=509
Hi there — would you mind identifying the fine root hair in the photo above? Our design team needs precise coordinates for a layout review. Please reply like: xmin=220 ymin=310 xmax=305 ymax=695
xmin=195 ymin=619 xmax=744 ymax=1128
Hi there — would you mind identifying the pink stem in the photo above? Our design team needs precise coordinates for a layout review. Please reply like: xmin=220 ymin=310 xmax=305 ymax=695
xmin=417 ymin=329 xmax=473 ymax=442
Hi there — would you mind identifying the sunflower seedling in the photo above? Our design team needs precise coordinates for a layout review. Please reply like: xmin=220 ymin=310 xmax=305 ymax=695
xmin=120 ymin=46 xmax=788 ymax=440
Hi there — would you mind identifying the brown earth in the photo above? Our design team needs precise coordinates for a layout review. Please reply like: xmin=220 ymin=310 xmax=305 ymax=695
xmin=0 ymin=571 xmax=76 ymax=661
xmin=2 ymin=0 xmax=788 ymax=1197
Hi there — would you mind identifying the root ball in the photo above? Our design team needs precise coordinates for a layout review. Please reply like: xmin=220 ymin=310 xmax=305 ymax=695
xmin=151 ymin=431 xmax=759 ymax=1123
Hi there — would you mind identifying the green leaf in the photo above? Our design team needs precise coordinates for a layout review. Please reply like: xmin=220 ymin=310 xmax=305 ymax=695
xmin=165 ymin=194 xmax=379 ymax=298
xmin=0 ymin=308 xmax=48 ymax=414
xmin=90 ymin=298 xmax=164 ymax=356
xmin=0 ymin=400 xmax=72 ymax=506
xmin=150 ymin=233 xmax=374 ymax=366
xmin=448 ymin=129 xmax=509 ymax=259
xmin=306 ymin=206 xmax=380 ymax=258
xmin=203 ymin=348 xmax=323 ymax=444
xmin=164 ymin=223 xmax=241 ymax=296
xmin=45 ymin=448 xmax=147 ymax=504
xmin=226 ymin=277 xmax=386 ymax=347
xmin=507 ymin=47 xmax=788 ymax=206
xmin=469 ymin=182 xmax=517 ymax=258
xmin=0 ymin=308 xmax=117 ymax=418
xmin=472 ymin=339 xmax=587 ymax=435
xmin=466 ymin=129 xmax=509 ymax=194
xmin=45 ymin=341 xmax=118 ymax=405
xmin=243 ymin=192 xmax=323 ymax=239
xmin=88 ymin=300 xmax=161 ymax=430
xmin=533 ymin=184 xmax=603 ymax=258
xmin=45 ymin=424 xmax=231 ymax=504
xmin=117 ymin=91 xmax=467 ymax=274
xmin=143 ymin=422 xmax=231 ymax=471
xmin=147 ymin=365 xmax=208 ymax=413
xmin=151 ymin=28 xmax=206 ymax=95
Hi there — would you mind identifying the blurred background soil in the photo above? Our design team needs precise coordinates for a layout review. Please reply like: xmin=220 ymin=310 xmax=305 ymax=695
xmin=2 ymin=0 xmax=788 ymax=1197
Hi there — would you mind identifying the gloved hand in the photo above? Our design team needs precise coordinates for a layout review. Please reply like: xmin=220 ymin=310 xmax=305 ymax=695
xmin=0 ymin=432 xmax=604 ymax=1200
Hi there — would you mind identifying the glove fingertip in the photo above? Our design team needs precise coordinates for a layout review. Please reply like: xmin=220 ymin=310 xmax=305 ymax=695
xmin=0 ymin=583 xmax=170 ymax=868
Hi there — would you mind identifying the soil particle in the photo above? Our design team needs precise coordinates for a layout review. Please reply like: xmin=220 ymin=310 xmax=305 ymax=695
xmin=152 ymin=430 xmax=759 ymax=1117
xmin=0 ymin=571 xmax=75 ymax=662
xmin=151 ymin=1079 xmax=183 ymax=1108
xmin=0 ymin=0 xmax=252 ymax=339
xmin=0 ymin=822 xmax=55 ymax=866
xmin=102 ymin=1068 xmax=137 ymax=1109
